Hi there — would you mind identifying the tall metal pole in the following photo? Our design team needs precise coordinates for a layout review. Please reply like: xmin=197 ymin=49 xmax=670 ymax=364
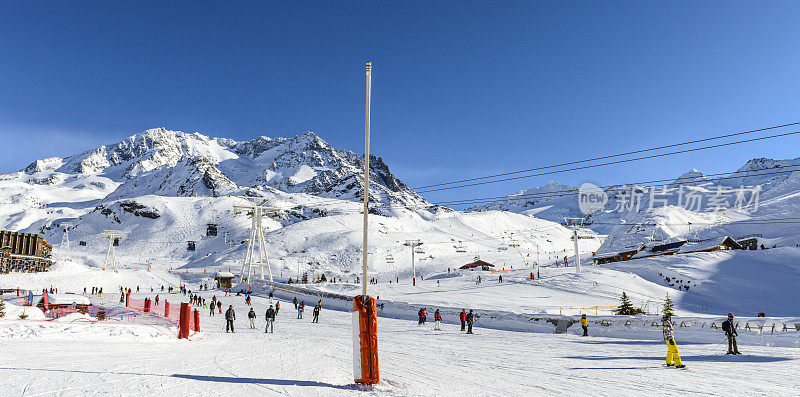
xmin=573 ymin=228 xmax=581 ymax=274
xmin=361 ymin=61 xmax=372 ymax=299
xmin=411 ymin=245 xmax=416 ymax=280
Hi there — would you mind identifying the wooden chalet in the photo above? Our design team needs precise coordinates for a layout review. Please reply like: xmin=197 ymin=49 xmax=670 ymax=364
xmin=215 ymin=272 xmax=235 ymax=288
xmin=593 ymin=244 xmax=646 ymax=265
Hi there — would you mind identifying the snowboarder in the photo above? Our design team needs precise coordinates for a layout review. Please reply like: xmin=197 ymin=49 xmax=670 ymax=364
xmin=722 ymin=313 xmax=741 ymax=355
xmin=581 ymin=314 xmax=588 ymax=336
xmin=662 ymin=310 xmax=685 ymax=368
xmin=225 ymin=305 xmax=236 ymax=333
xmin=248 ymin=307 xmax=256 ymax=329
xmin=265 ymin=305 xmax=276 ymax=333
xmin=209 ymin=300 xmax=216 ymax=316
xmin=460 ymin=309 xmax=467 ymax=331
xmin=466 ymin=310 xmax=475 ymax=334
xmin=434 ymin=309 xmax=442 ymax=330
xmin=312 ymin=302 xmax=320 ymax=323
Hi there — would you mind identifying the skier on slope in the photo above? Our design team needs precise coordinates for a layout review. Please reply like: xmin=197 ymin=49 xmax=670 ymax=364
xmin=248 ymin=307 xmax=256 ymax=329
xmin=298 ymin=301 xmax=305 ymax=319
xmin=312 ymin=302 xmax=321 ymax=323
xmin=293 ymin=297 xmax=298 ymax=310
xmin=225 ymin=305 xmax=236 ymax=333
xmin=434 ymin=309 xmax=442 ymax=330
xmin=460 ymin=309 xmax=467 ymax=331
xmin=418 ymin=308 xmax=425 ymax=326
xmin=662 ymin=310 xmax=685 ymax=368
xmin=581 ymin=314 xmax=588 ymax=336
xmin=209 ymin=300 xmax=216 ymax=316
xmin=275 ymin=301 xmax=280 ymax=316
xmin=722 ymin=313 xmax=741 ymax=355
xmin=466 ymin=310 xmax=475 ymax=334
xmin=265 ymin=305 xmax=276 ymax=333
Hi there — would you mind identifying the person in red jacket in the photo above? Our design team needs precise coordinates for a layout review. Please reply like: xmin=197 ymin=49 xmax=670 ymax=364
xmin=459 ymin=309 xmax=467 ymax=331
xmin=434 ymin=309 xmax=442 ymax=330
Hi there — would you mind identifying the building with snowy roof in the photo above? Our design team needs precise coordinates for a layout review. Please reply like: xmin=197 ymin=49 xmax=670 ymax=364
xmin=593 ymin=244 xmax=646 ymax=265
xmin=215 ymin=272 xmax=236 ymax=288
xmin=459 ymin=260 xmax=495 ymax=270
xmin=36 ymin=293 xmax=91 ymax=311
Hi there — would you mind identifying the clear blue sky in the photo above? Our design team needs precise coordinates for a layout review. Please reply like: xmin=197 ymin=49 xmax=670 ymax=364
xmin=3 ymin=2 xmax=800 ymax=205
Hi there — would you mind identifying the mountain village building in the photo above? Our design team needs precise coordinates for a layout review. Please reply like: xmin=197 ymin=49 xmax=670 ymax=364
xmin=0 ymin=230 xmax=53 ymax=273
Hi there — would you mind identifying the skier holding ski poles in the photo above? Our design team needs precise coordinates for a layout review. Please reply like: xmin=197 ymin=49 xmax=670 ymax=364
xmin=722 ymin=313 xmax=741 ymax=355
xmin=662 ymin=310 xmax=685 ymax=368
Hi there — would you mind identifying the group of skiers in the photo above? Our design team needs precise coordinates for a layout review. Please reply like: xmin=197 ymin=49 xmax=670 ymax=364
xmin=576 ymin=310 xmax=743 ymax=369
xmin=291 ymin=297 xmax=322 ymax=323
xmin=418 ymin=308 xmax=475 ymax=334
xmin=217 ymin=295 xmax=323 ymax=334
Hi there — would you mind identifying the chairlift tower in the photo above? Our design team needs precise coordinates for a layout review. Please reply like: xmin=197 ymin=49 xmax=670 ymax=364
xmin=60 ymin=223 xmax=72 ymax=253
xmin=404 ymin=239 xmax=423 ymax=281
xmin=101 ymin=230 xmax=124 ymax=272
xmin=234 ymin=197 xmax=282 ymax=284
xmin=563 ymin=218 xmax=588 ymax=274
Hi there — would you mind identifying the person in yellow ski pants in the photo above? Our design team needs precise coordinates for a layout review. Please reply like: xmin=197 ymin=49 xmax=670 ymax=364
xmin=665 ymin=338 xmax=682 ymax=367
xmin=662 ymin=310 xmax=685 ymax=368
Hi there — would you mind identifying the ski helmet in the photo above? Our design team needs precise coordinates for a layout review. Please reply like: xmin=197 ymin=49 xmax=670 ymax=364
xmin=728 ymin=313 xmax=734 ymax=317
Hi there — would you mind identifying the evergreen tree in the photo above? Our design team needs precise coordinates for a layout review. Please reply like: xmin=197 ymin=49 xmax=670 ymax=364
xmin=616 ymin=291 xmax=636 ymax=315
xmin=319 ymin=274 xmax=327 ymax=283
xmin=0 ymin=298 xmax=5 ymax=318
xmin=287 ymin=277 xmax=293 ymax=284
xmin=663 ymin=293 xmax=675 ymax=315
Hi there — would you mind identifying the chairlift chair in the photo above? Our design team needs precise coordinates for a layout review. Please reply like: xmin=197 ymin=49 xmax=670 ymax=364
xmin=206 ymin=224 xmax=218 ymax=237
xmin=455 ymin=241 xmax=466 ymax=253
xmin=187 ymin=241 xmax=196 ymax=251
xmin=415 ymin=246 xmax=425 ymax=254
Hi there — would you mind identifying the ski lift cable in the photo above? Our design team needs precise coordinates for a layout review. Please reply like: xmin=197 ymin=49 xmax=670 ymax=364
xmin=412 ymin=121 xmax=800 ymax=190
xmin=297 ymin=163 xmax=800 ymax=211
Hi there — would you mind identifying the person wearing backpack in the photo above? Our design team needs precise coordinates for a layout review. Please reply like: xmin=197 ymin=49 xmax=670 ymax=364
xmin=722 ymin=313 xmax=741 ymax=355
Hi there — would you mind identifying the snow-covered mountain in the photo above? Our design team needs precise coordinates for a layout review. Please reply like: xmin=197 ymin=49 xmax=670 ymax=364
xmin=469 ymin=156 xmax=800 ymax=255
xmin=0 ymin=127 xmax=595 ymax=280
xmin=21 ymin=128 xmax=430 ymax=208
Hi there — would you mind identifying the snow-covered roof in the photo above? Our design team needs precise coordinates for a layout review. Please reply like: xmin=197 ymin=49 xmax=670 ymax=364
xmin=631 ymin=236 xmax=740 ymax=259
xmin=594 ymin=245 xmax=646 ymax=259
xmin=41 ymin=293 xmax=91 ymax=305
xmin=678 ymin=236 xmax=741 ymax=254
xmin=215 ymin=272 xmax=235 ymax=278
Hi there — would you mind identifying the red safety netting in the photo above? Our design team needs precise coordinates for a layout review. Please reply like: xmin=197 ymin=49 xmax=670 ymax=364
xmin=127 ymin=296 xmax=198 ymax=336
